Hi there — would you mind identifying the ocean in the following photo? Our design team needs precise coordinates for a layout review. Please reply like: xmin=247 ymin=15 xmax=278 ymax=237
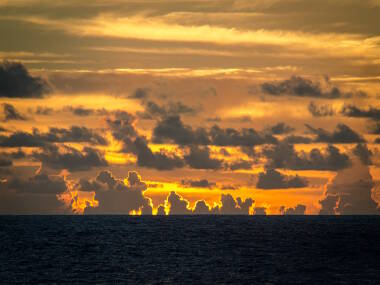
xmin=0 ymin=216 xmax=379 ymax=284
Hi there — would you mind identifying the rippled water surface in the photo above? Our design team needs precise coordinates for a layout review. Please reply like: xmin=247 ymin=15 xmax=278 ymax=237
xmin=0 ymin=216 xmax=379 ymax=284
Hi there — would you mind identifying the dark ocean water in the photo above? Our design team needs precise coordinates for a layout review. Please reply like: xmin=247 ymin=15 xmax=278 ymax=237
xmin=0 ymin=216 xmax=379 ymax=284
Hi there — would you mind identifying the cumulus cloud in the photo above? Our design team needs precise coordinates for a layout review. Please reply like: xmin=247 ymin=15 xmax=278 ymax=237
xmin=163 ymin=192 xmax=254 ymax=215
xmin=263 ymin=143 xmax=350 ymax=171
xmin=209 ymin=125 xmax=277 ymax=146
xmin=33 ymin=144 xmax=107 ymax=171
xmin=0 ymin=173 xmax=68 ymax=214
xmin=0 ymin=126 xmax=107 ymax=147
xmin=134 ymin=137 xmax=184 ymax=170
xmin=308 ymin=102 xmax=335 ymax=117
xmin=152 ymin=115 xmax=210 ymax=145
xmin=253 ymin=207 xmax=267 ymax=215
xmin=319 ymin=159 xmax=379 ymax=215
xmin=184 ymin=146 xmax=223 ymax=170
xmin=341 ymin=105 xmax=380 ymax=121
xmin=2 ymin=103 xmax=27 ymax=121
xmin=152 ymin=116 xmax=277 ymax=147
xmin=137 ymin=101 xmax=197 ymax=120
xmin=83 ymin=170 xmax=152 ymax=215
xmin=256 ymin=169 xmax=308 ymax=189
xmin=266 ymin=122 xmax=294 ymax=135
xmin=181 ymin=179 xmax=215 ymax=189
xmin=0 ymin=61 xmax=50 ymax=98
xmin=261 ymin=75 xmax=364 ymax=99
xmin=128 ymin=87 xmax=150 ymax=100
xmin=353 ymin=144 xmax=372 ymax=165
xmin=306 ymin=124 xmax=365 ymax=143
xmin=280 ymin=204 xmax=306 ymax=215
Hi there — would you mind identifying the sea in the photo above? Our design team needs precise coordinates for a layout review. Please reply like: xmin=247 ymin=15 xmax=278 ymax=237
xmin=0 ymin=216 xmax=379 ymax=284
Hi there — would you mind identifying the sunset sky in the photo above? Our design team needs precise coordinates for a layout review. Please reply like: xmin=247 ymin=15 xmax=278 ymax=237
xmin=1 ymin=0 xmax=380 ymax=215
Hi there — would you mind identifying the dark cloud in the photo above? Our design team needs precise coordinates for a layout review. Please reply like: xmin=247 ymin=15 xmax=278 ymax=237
xmin=263 ymin=143 xmax=351 ymax=171
xmin=266 ymin=123 xmax=294 ymax=135
xmin=163 ymin=192 xmax=254 ymax=215
xmin=134 ymin=137 xmax=184 ymax=170
xmin=167 ymin=191 xmax=192 ymax=215
xmin=210 ymin=125 xmax=277 ymax=146
xmin=261 ymin=76 xmax=363 ymax=99
xmin=181 ymin=179 xmax=215 ymax=189
xmin=253 ymin=207 xmax=267 ymax=215
xmin=106 ymin=111 xmax=185 ymax=170
xmin=0 ymin=61 xmax=50 ymax=98
xmin=153 ymin=115 xmax=277 ymax=147
xmin=152 ymin=115 xmax=210 ymax=145
xmin=63 ymin=106 xmax=109 ymax=117
xmin=84 ymin=170 xmax=152 ymax=215
xmin=106 ymin=110 xmax=138 ymax=151
xmin=256 ymin=169 xmax=308 ymax=189
xmin=353 ymin=144 xmax=372 ymax=165
xmin=306 ymin=124 xmax=365 ymax=143
xmin=341 ymin=105 xmax=380 ymax=121
xmin=33 ymin=144 xmax=107 ymax=171
xmin=184 ymin=146 xmax=223 ymax=170
xmin=2 ymin=103 xmax=27 ymax=121
xmin=308 ymin=102 xmax=335 ymax=117
xmin=137 ymin=101 xmax=197 ymax=120
xmin=282 ymin=135 xmax=312 ymax=144
xmin=280 ymin=204 xmax=306 ymax=215
xmin=226 ymin=159 xmax=252 ymax=170
xmin=0 ymin=126 xmax=107 ymax=147
xmin=319 ymin=159 xmax=379 ymax=215
xmin=128 ymin=87 xmax=150 ymax=100
xmin=0 ymin=173 xmax=68 ymax=214
xmin=35 ymin=106 xmax=54 ymax=115
xmin=193 ymin=200 xmax=212 ymax=215
xmin=219 ymin=194 xmax=253 ymax=215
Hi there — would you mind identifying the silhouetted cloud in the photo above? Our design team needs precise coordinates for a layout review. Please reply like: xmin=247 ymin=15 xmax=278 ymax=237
xmin=2 ymin=103 xmax=27 ymax=121
xmin=193 ymin=200 xmax=212 ymax=214
xmin=0 ymin=173 xmax=68 ymax=214
xmin=0 ymin=61 xmax=50 ymax=98
xmin=163 ymin=192 xmax=254 ymax=215
xmin=219 ymin=194 xmax=253 ymax=215
xmin=280 ymin=204 xmax=306 ymax=215
xmin=256 ymin=169 xmax=308 ymax=189
xmin=33 ymin=144 xmax=107 ymax=171
xmin=152 ymin=115 xmax=210 ymax=145
xmin=138 ymin=101 xmax=196 ymax=120
xmin=308 ymin=102 xmax=335 ymax=117
xmin=134 ymin=137 xmax=184 ymax=170
xmin=341 ymin=105 xmax=380 ymax=121
xmin=63 ymin=106 xmax=109 ymax=117
xmin=184 ymin=146 xmax=223 ymax=169
xmin=282 ymin=135 xmax=312 ymax=144
xmin=128 ymin=87 xmax=150 ymax=100
xmin=253 ymin=207 xmax=267 ymax=215
xmin=319 ymin=159 xmax=379 ymax=215
xmin=261 ymin=76 xmax=363 ymax=99
xmin=167 ymin=191 xmax=192 ymax=215
xmin=263 ymin=143 xmax=350 ymax=170
xmin=210 ymin=125 xmax=277 ymax=146
xmin=181 ymin=179 xmax=215 ymax=188
xmin=226 ymin=159 xmax=252 ymax=170
xmin=306 ymin=124 xmax=365 ymax=143
xmin=353 ymin=144 xmax=372 ymax=165
xmin=84 ymin=170 xmax=152 ymax=214
xmin=34 ymin=106 xmax=54 ymax=115
xmin=0 ymin=126 xmax=107 ymax=147
xmin=266 ymin=122 xmax=294 ymax=135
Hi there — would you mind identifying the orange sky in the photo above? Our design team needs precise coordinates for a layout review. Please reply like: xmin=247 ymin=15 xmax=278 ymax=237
xmin=0 ymin=0 xmax=379 ymax=215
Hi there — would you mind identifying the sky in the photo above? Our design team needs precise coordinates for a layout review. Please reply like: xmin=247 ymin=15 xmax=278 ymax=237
xmin=0 ymin=0 xmax=380 ymax=215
